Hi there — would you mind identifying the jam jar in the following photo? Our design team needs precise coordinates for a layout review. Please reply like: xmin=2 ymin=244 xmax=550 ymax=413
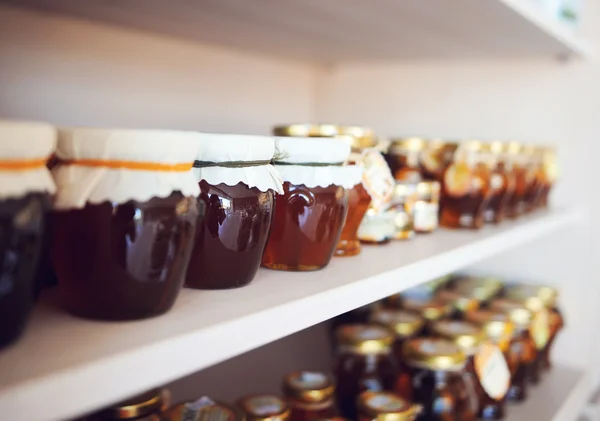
xmin=283 ymin=371 xmax=337 ymax=421
xmin=412 ymin=182 xmax=440 ymax=234
xmin=385 ymin=137 xmax=426 ymax=183
xmin=51 ymin=128 xmax=200 ymax=320
xmin=81 ymin=388 xmax=169 ymax=421
xmin=356 ymin=391 xmax=421 ymax=421
xmin=162 ymin=397 xmax=244 ymax=421
xmin=185 ymin=134 xmax=281 ymax=289
xmin=238 ymin=395 xmax=291 ymax=421
xmin=440 ymin=141 xmax=492 ymax=229
xmin=481 ymin=141 xmax=515 ymax=224
xmin=0 ymin=121 xmax=55 ymax=349
xmin=505 ymin=143 xmax=529 ymax=218
xmin=434 ymin=290 xmax=480 ymax=319
xmin=262 ymin=136 xmax=351 ymax=271
xmin=522 ymin=146 xmax=545 ymax=213
xmin=390 ymin=183 xmax=416 ymax=240
xmin=490 ymin=299 xmax=536 ymax=401
xmin=401 ymin=338 xmax=478 ymax=421
xmin=420 ymin=140 xmax=457 ymax=182
xmin=465 ymin=310 xmax=514 ymax=419
xmin=336 ymin=180 xmax=371 ymax=256
xmin=334 ymin=324 xmax=397 ymax=420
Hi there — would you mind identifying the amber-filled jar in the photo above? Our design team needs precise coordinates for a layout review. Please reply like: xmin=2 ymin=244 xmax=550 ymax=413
xmin=412 ymin=182 xmax=440 ymax=234
xmin=334 ymin=324 xmax=397 ymax=420
xmin=283 ymin=371 xmax=337 ymax=421
xmin=82 ymin=388 xmax=169 ymax=421
xmin=505 ymin=143 xmax=530 ymax=218
xmin=185 ymin=134 xmax=281 ymax=289
xmin=538 ymin=286 xmax=563 ymax=370
xmin=434 ymin=289 xmax=480 ymax=319
xmin=51 ymin=128 xmax=200 ymax=320
xmin=465 ymin=310 xmax=514 ymax=420
xmin=385 ymin=137 xmax=426 ymax=183
xmin=263 ymin=136 xmax=352 ymax=271
xmin=162 ymin=397 xmax=244 ymax=421
xmin=440 ymin=141 xmax=492 ymax=229
xmin=238 ymin=395 xmax=290 ymax=421
xmin=0 ymin=121 xmax=56 ymax=348
xmin=481 ymin=141 xmax=515 ymax=224
xmin=522 ymin=146 xmax=545 ymax=213
xmin=490 ymin=299 xmax=537 ymax=401
xmin=420 ymin=140 xmax=457 ymax=182
xmin=336 ymin=181 xmax=371 ymax=256
xmin=356 ymin=391 xmax=421 ymax=421
xmin=390 ymin=183 xmax=416 ymax=240
xmin=401 ymin=338 xmax=477 ymax=421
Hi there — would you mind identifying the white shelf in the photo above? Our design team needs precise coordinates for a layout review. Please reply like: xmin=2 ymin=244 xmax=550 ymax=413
xmin=507 ymin=365 xmax=591 ymax=421
xmin=6 ymin=0 xmax=592 ymax=62
xmin=0 ymin=208 xmax=582 ymax=421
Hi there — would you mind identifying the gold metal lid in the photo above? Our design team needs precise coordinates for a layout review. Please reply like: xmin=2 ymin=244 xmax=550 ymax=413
xmin=338 ymin=125 xmax=378 ymax=149
xmin=490 ymin=299 xmax=533 ymax=328
xmin=388 ymin=137 xmax=426 ymax=152
xmin=429 ymin=320 xmax=485 ymax=355
xmin=370 ymin=308 xmax=425 ymax=338
xmin=452 ymin=276 xmax=503 ymax=302
xmin=357 ymin=391 xmax=420 ymax=421
xmin=336 ymin=324 xmax=394 ymax=354
xmin=273 ymin=123 xmax=339 ymax=138
xmin=401 ymin=298 xmax=451 ymax=321
xmin=98 ymin=388 xmax=165 ymax=419
xmin=435 ymin=289 xmax=480 ymax=313
xmin=237 ymin=395 xmax=290 ymax=421
xmin=403 ymin=338 xmax=467 ymax=371
xmin=480 ymin=141 xmax=504 ymax=155
xmin=163 ymin=398 xmax=245 ymax=421
xmin=505 ymin=284 xmax=558 ymax=309
xmin=464 ymin=309 xmax=514 ymax=341
xmin=458 ymin=139 xmax=483 ymax=151
xmin=282 ymin=371 xmax=335 ymax=403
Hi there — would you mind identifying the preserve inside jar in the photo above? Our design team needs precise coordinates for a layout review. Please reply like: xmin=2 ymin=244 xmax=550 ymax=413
xmin=385 ymin=137 xmax=426 ymax=183
xmin=82 ymin=388 xmax=168 ymax=421
xmin=162 ymin=397 xmax=244 ymax=421
xmin=505 ymin=143 xmax=530 ymax=218
xmin=334 ymin=324 xmax=397 ymax=420
xmin=283 ymin=371 xmax=337 ymax=421
xmin=51 ymin=128 xmax=200 ymax=320
xmin=481 ymin=141 xmax=515 ymax=224
xmin=420 ymin=140 xmax=457 ymax=182
xmin=238 ymin=395 xmax=291 ymax=421
xmin=336 ymin=181 xmax=371 ymax=256
xmin=356 ymin=391 xmax=420 ymax=421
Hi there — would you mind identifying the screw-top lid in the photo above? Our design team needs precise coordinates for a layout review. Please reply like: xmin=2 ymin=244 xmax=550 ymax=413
xmin=388 ymin=137 xmax=426 ymax=153
xmin=401 ymin=298 xmax=452 ymax=321
xmin=162 ymin=397 xmax=245 ymax=421
xmin=435 ymin=290 xmax=480 ymax=313
xmin=237 ymin=395 xmax=290 ymax=421
xmin=429 ymin=320 xmax=485 ymax=356
xmin=403 ymin=338 xmax=467 ymax=371
xmin=338 ymin=126 xmax=378 ymax=150
xmin=370 ymin=308 xmax=425 ymax=338
xmin=452 ymin=276 xmax=503 ymax=302
xmin=505 ymin=284 xmax=557 ymax=310
xmin=465 ymin=309 xmax=514 ymax=341
xmin=273 ymin=124 xmax=339 ymax=138
xmin=356 ymin=391 xmax=421 ymax=421
xmin=282 ymin=371 xmax=335 ymax=403
xmin=490 ymin=299 xmax=533 ymax=329
xmin=335 ymin=324 xmax=394 ymax=354
xmin=96 ymin=388 xmax=166 ymax=420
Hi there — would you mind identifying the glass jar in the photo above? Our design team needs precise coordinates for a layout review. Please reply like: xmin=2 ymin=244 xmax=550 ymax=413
xmin=523 ymin=146 xmax=545 ymax=213
xmin=337 ymin=181 xmax=371 ymax=256
xmin=538 ymin=285 xmax=564 ymax=370
xmin=82 ymin=388 xmax=168 ymax=421
xmin=434 ymin=290 xmax=480 ymax=319
xmin=262 ymin=136 xmax=352 ymax=271
xmin=481 ymin=141 xmax=515 ymax=224
xmin=390 ymin=183 xmax=416 ymax=240
xmin=356 ymin=391 xmax=421 ymax=421
xmin=440 ymin=141 xmax=492 ymax=229
xmin=0 ymin=121 xmax=55 ymax=348
xmin=465 ymin=310 xmax=514 ymax=420
xmin=385 ymin=137 xmax=426 ymax=183
xmin=333 ymin=324 xmax=397 ymax=420
xmin=420 ymin=140 xmax=458 ymax=182
xmin=238 ymin=395 xmax=291 ymax=421
xmin=51 ymin=128 xmax=200 ymax=320
xmin=402 ymin=338 xmax=478 ymax=421
xmin=505 ymin=143 xmax=529 ymax=218
xmin=490 ymin=299 xmax=537 ymax=402
xmin=283 ymin=371 xmax=337 ymax=421
xmin=412 ymin=182 xmax=440 ymax=234
xmin=185 ymin=133 xmax=281 ymax=289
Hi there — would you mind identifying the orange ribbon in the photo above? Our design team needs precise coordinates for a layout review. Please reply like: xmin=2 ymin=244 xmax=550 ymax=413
xmin=61 ymin=159 xmax=194 ymax=172
xmin=0 ymin=158 xmax=48 ymax=171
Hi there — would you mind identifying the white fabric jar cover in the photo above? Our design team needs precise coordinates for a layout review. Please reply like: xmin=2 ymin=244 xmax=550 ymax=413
xmin=0 ymin=120 xmax=56 ymax=200
xmin=53 ymin=128 xmax=200 ymax=210
xmin=274 ymin=136 xmax=362 ymax=189
xmin=192 ymin=133 xmax=283 ymax=194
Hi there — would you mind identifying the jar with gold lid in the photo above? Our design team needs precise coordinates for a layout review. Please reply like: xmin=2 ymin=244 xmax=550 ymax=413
xmin=283 ymin=371 xmax=337 ymax=421
xmin=390 ymin=183 xmax=416 ymax=240
xmin=401 ymin=338 xmax=478 ymax=421
xmin=385 ymin=137 xmax=426 ymax=183
xmin=237 ymin=395 xmax=290 ymax=421
xmin=162 ymin=397 xmax=244 ymax=421
xmin=490 ymin=299 xmax=536 ymax=401
xmin=396 ymin=297 xmax=452 ymax=328
xmin=334 ymin=324 xmax=397 ymax=420
xmin=412 ymin=181 xmax=440 ymax=234
xmin=434 ymin=289 xmax=480 ymax=319
xmin=440 ymin=140 xmax=493 ymax=229
xmin=481 ymin=141 xmax=515 ymax=224
xmin=356 ymin=391 xmax=420 ymax=421
xmin=505 ymin=142 xmax=530 ymax=218
xmin=82 ymin=388 xmax=169 ymax=421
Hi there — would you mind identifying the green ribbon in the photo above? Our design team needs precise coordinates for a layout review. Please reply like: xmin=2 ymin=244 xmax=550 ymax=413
xmin=193 ymin=160 xmax=270 ymax=168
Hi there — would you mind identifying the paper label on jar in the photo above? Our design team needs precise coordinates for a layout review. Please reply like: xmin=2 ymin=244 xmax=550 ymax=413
xmin=531 ymin=308 xmax=550 ymax=350
xmin=474 ymin=342 xmax=510 ymax=400
xmin=413 ymin=201 xmax=438 ymax=231
xmin=356 ymin=149 xmax=395 ymax=211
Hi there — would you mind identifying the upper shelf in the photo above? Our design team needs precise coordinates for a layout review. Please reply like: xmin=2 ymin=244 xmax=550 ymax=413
xmin=5 ymin=0 xmax=593 ymax=62
xmin=0 ymin=208 xmax=582 ymax=421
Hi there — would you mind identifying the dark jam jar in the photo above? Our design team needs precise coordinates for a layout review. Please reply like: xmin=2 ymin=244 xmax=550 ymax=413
xmin=283 ymin=371 xmax=337 ymax=421
xmin=481 ymin=141 xmax=515 ymax=224
xmin=385 ymin=137 xmax=426 ymax=183
xmin=51 ymin=128 xmax=200 ymax=321
xmin=0 ymin=120 xmax=56 ymax=349
xmin=238 ymin=395 xmax=290 ymax=421
xmin=402 ymin=338 xmax=477 ymax=421
xmin=505 ymin=143 xmax=529 ymax=218
xmin=538 ymin=286 xmax=564 ymax=370
xmin=356 ymin=391 xmax=421 ymax=421
xmin=185 ymin=133 xmax=281 ymax=289
xmin=333 ymin=324 xmax=397 ymax=420
xmin=81 ymin=388 xmax=168 ymax=421
xmin=162 ymin=397 xmax=244 ymax=421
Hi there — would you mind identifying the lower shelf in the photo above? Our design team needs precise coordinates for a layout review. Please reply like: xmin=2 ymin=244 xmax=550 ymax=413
xmin=507 ymin=365 xmax=591 ymax=421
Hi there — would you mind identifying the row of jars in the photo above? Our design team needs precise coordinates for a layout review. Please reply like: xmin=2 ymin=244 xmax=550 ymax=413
xmin=76 ymin=276 xmax=562 ymax=421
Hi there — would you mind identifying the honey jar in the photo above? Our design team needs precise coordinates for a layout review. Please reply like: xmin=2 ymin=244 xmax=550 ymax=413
xmin=0 ymin=120 xmax=55 ymax=348
xmin=334 ymin=324 xmax=397 ymax=420
xmin=440 ymin=140 xmax=493 ymax=229
xmin=51 ymin=128 xmax=200 ymax=320
xmin=420 ymin=139 xmax=457 ymax=182
xmin=356 ymin=391 xmax=420 ymax=421
xmin=412 ymin=181 xmax=440 ymax=234
xmin=83 ymin=388 xmax=169 ymax=421
xmin=385 ymin=137 xmax=426 ymax=183
xmin=185 ymin=133 xmax=282 ymax=289
xmin=481 ymin=141 xmax=515 ymax=224
xmin=238 ymin=395 xmax=290 ymax=421
xmin=505 ymin=143 xmax=529 ymax=218
xmin=283 ymin=371 xmax=337 ymax=421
